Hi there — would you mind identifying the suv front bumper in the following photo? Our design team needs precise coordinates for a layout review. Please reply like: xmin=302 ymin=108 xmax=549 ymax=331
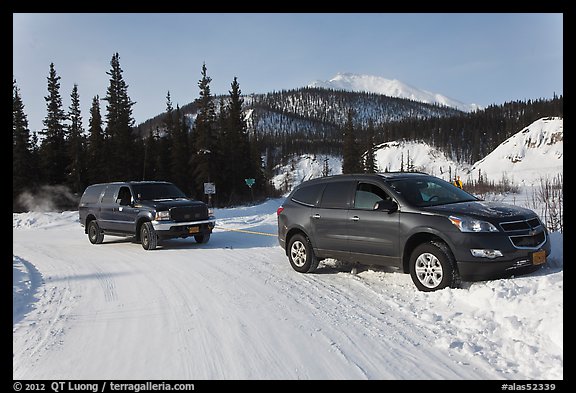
xmin=450 ymin=230 xmax=551 ymax=281
xmin=151 ymin=218 xmax=216 ymax=238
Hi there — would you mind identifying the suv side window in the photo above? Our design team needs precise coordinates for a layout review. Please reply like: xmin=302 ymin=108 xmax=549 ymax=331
xmin=319 ymin=181 xmax=354 ymax=209
xmin=81 ymin=184 xmax=106 ymax=204
xmin=291 ymin=183 xmax=325 ymax=207
xmin=116 ymin=186 xmax=133 ymax=206
xmin=354 ymin=182 xmax=392 ymax=210
xmin=101 ymin=185 xmax=120 ymax=204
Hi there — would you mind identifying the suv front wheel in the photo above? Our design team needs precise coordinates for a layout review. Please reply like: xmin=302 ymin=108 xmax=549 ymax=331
xmin=409 ymin=241 xmax=460 ymax=292
xmin=140 ymin=222 xmax=158 ymax=250
xmin=288 ymin=233 xmax=320 ymax=273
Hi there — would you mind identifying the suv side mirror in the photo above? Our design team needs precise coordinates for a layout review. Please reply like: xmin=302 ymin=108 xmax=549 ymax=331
xmin=374 ymin=200 xmax=398 ymax=213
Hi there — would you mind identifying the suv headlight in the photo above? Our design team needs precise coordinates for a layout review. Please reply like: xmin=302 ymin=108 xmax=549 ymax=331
xmin=448 ymin=215 xmax=499 ymax=233
xmin=155 ymin=211 xmax=170 ymax=221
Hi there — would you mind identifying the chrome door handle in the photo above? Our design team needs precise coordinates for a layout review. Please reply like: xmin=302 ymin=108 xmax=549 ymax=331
xmin=312 ymin=214 xmax=321 ymax=219
xmin=350 ymin=216 xmax=360 ymax=221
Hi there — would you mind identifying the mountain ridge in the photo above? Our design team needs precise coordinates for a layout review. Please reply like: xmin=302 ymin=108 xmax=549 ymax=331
xmin=308 ymin=72 xmax=481 ymax=113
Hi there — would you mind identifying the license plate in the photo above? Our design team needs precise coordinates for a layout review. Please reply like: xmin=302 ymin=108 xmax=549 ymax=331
xmin=531 ymin=250 xmax=546 ymax=265
xmin=188 ymin=226 xmax=200 ymax=234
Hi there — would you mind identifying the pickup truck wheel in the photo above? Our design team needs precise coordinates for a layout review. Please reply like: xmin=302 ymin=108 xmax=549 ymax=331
xmin=87 ymin=220 xmax=104 ymax=244
xmin=409 ymin=241 xmax=460 ymax=292
xmin=140 ymin=222 xmax=158 ymax=250
xmin=288 ymin=233 xmax=319 ymax=273
xmin=194 ymin=234 xmax=210 ymax=244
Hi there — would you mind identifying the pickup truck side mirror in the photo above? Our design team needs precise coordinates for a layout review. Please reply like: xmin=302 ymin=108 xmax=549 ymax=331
xmin=374 ymin=199 xmax=398 ymax=213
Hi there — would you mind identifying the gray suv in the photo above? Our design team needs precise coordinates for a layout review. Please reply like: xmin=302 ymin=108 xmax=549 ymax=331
xmin=79 ymin=181 xmax=215 ymax=250
xmin=277 ymin=172 xmax=550 ymax=291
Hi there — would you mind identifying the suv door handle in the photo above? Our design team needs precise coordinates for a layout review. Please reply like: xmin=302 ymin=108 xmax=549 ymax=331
xmin=350 ymin=216 xmax=360 ymax=221
xmin=312 ymin=214 xmax=321 ymax=219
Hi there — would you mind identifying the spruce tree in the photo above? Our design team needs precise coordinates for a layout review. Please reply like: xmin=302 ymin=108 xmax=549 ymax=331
xmin=66 ymin=84 xmax=86 ymax=193
xmin=151 ymin=92 xmax=172 ymax=182
xmin=161 ymin=91 xmax=187 ymax=188
xmin=226 ymin=77 xmax=253 ymax=203
xmin=322 ymin=156 xmax=331 ymax=177
xmin=40 ymin=63 xmax=68 ymax=185
xmin=214 ymin=96 xmax=229 ymax=203
xmin=161 ymin=91 xmax=174 ymax=182
xmin=142 ymin=128 xmax=156 ymax=181
xmin=149 ymin=126 xmax=169 ymax=181
xmin=86 ymin=95 xmax=106 ymax=184
xmin=341 ymin=109 xmax=362 ymax=174
xmin=190 ymin=63 xmax=217 ymax=198
xmin=103 ymin=52 xmax=137 ymax=181
xmin=170 ymin=104 xmax=191 ymax=193
xmin=364 ymin=119 xmax=378 ymax=173
xmin=164 ymin=91 xmax=174 ymax=135
xmin=13 ymin=79 xmax=36 ymax=210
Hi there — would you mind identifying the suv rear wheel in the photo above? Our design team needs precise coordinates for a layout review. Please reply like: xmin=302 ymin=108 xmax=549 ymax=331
xmin=288 ymin=234 xmax=320 ymax=273
xmin=87 ymin=220 xmax=104 ymax=244
xmin=409 ymin=241 xmax=460 ymax=292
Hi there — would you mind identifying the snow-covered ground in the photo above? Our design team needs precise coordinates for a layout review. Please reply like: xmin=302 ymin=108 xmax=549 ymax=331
xmin=13 ymin=190 xmax=563 ymax=380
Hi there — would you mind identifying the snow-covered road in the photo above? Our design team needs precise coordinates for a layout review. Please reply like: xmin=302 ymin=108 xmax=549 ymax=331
xmin=13 ymin=199 xmax=563 ymax=380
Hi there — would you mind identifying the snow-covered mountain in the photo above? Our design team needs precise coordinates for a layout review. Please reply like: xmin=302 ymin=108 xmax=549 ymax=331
xmin=468 ymin=117 xmax=563 ymax=185
xmin=308 ymin=72 xmax=481 ymax=113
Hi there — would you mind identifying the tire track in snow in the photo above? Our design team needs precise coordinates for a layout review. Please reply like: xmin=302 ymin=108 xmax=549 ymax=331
xmin=259 ymin=261 xmax=495 ymax=379
xmin=93 ymin=268 xmax=118 ymax=302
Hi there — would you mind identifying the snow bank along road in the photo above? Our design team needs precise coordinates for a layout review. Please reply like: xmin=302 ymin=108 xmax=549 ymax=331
xmin=13 ymin=199 xmax=563 ymax=380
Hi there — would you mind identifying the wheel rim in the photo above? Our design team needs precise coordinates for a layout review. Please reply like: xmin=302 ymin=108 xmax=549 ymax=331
xmin=141 ymin=228 xmax=149 ymax=247
xmin=89 ymin=224 xmax=97 ymax=241
xmin=290 ymin=240 xmax=307 ymax=267
xmin=414 ymin=252 xmax=444 ymax=288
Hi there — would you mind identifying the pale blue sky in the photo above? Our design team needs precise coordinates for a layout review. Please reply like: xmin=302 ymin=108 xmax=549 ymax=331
xmin=13 ymin=13 xmax=563 ymax=133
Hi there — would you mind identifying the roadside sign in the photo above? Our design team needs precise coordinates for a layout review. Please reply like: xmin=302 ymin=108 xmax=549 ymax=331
xmin=204 ymin=182 xmax=216 ymax=195
xmin=245 ymin=178 xmax=255 ymax=188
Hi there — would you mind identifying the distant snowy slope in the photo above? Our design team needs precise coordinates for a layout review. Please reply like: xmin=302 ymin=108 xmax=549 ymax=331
xmin=373 ymin=140 xmax=468 ymax=180
xmin=271 ymin=118 xmax=563 ymax=193
xmin=468 ymin=117 xmax=563 ymax=185
xmin=271 ymin=145 xmax=466 ymax=194
xmin=272 ymin=154 xmax=342 ymax=194
xmin=309 ymin=73 xmax=480 ymax=112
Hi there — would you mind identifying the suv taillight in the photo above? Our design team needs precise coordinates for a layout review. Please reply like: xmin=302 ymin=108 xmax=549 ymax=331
xmin=276 ymin=206 xmax=284 ymax=216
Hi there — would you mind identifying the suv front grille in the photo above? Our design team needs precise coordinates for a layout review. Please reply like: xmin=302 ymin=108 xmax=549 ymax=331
xmin=500 ymin=217 xmax=542 ymax=232
xmin=500 ymin=217 xmax=546 ymax=249
xmin=170 ymin=206 xmax=208 ymax=222
xmin=509 ymin=231 xmax=546 ymax=249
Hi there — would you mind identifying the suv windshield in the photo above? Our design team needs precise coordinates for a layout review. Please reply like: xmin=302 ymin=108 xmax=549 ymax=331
xmin=131 ymin=183 xmax=187 ymax=201
xmin=387 ymin=176 xmax=477 ymax=207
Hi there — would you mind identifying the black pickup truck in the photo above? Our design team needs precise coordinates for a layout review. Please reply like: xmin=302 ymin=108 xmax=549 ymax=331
xmin=78 ymin=181 xmax=215 ymax=250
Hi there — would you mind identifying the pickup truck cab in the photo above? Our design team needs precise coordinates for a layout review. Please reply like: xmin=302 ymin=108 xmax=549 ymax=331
xmin=78 ymin=181 xmax=215 ymax=250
